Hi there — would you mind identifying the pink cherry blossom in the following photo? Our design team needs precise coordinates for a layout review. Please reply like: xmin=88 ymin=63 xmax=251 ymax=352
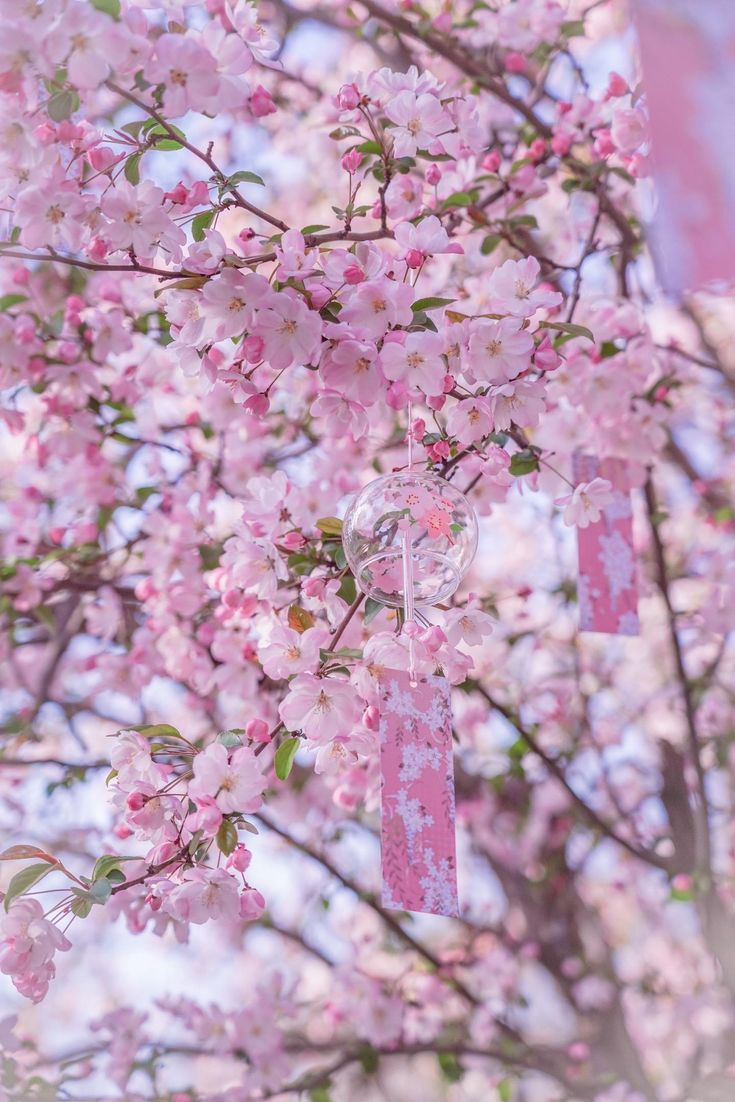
xmin=188 ymin=742 xmax=264 ymax=814
xmin=340 ymin=278 xmax=414 ymax=339
xmin=486 ymin=256 xmax=562 ymax=318
xmin=144 ymin=34 xmax=220 ymax=118
xmin=164 ymin=868 xmax=241 ymax=925
xmin=381 ymin=331 xmax=447 ymax=398
xmin=200 ymin=269 xmax=271 ymax=340
xmin=384 ymin=90 xmax=452 ymax=158
xmin=445 ymin=397 xmax=493 ymax=443
xmin=254 ymin=293 xmax=322 ymax=369
xmin=466 ymin=317 xmax=535 ymax=382
xmin=279 ymin=674 xmax=363 ymax=744
xmin=320 ymin=340 xmax=381 ymax=405
xmin=556 ymin=478 xmax=615 ymax=528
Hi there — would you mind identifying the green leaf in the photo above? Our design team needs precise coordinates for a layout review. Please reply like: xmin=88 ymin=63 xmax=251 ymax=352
xmin=309 ymin=1089 xmax=332 ymax=1102
xmin=71 ymin=895 xmax=93 ymax=918
xmin=274 ymin=737 xmax=300 ymax=781
xmin=441 ymin=189 xmax=478 ymax=208
xmin=191 ymin=209 xmax=215 ymax=242
xmin=288 ymin=604 xmax=315 ymax=633
xmin=0 ymin=294 xmax=28 ymax=311
xmin=89 ymin=877 xmax=112 ymax=904
xmin=670 ymin=886 xmax=695 ymax=902
xmin=538 ymin=320 xmax=594 ymax=343
xmin=356 ymin=140 xmax=383 ymax=156
xmin=561 ymin=17 xmax=585 ymax=36
xmin=218 ymin=728 xmax=245 ymax=748
xmin=411 ymin=296 xmax=455 ymax=312
xmin=301 ymin=224 xmax=330 ymax=234
xmin=47 ymin=89 xmax=79 ymax=122
xmin=224 ymin=170 xmax=265 ymax=190
xmin=336 ymin=574 xmax=357 ymax=605
xmin=4 ymin=863 xmax=54 ymax=911
xmin=364 ymin=598 xmax=384 ymax=625
xmin=437 ymin=1052 xmax=463 ymax=1083
xmin=0 ymin=845 xmax=55 ymax=863
xmin=92 ymin=854 xmax=136 ymax=882
xmin=216 ymin=819 xmax=238 ymax=856
xmin=135 ymin=723 xmax=182 ymax=740
xmin=480 ymin=234 xmax=502 ymax=256
xmin=315 ymin=516 xmax=343 ymax=537
xmin=124 ymin=152 xmax=142 ymax=185
xmin=91 ymin=0 xmax=121 ymax=16
xmin=509 ymin=450 xmax=540 ymax=477
xmin=358 ymin=1045 xmax=379 ymax=1074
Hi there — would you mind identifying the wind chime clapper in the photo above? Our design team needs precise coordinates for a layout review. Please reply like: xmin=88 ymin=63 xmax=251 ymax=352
xmin=341 ymin=404 xmax=479 ymax=917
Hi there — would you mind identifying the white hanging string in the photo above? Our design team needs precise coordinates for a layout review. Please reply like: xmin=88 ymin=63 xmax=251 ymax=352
xmin=402 ymin=400 xmax=417 ymax=686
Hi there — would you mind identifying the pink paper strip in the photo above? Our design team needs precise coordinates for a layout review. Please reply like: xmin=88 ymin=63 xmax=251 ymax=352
xmin=573 ymin=455 xmax=639 ymax=636
xmin=378 ymin=670 xmax=459 ymax=917
xmin=633 ymin=0 xmax=735 ymax=293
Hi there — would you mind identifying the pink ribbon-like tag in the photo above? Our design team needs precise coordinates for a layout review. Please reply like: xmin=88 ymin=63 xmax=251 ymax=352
xmin=633 ymin=0 xmax=735 ymax=293
xmin=378 ymin=669 xmax=459 ymax=917
xmin=573 ymin=455 xmax=640 ymax=636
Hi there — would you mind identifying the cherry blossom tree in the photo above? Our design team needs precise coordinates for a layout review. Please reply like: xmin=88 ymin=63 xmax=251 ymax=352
xmin=0 ymin=1 xmax=734 ymax=1100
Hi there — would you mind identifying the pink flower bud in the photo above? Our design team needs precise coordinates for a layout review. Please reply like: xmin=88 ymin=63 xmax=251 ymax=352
xmin=504 ymin=52 xmax=526 ymax=73
xmin=302 ymin=576 xmax=324 ymax=599
xmin=227 ymin=844 xmax=252 ymax=872
xmin=249 ymin=84 xmax=276 ymax=117
xmin=606 ymin=71 xmax=628 ymax=98
xmin=343 ymin=263 xmax=365 ymax=285
xmin=593 ymin=128 xmax=615 ymax=159
xmin=114 ymin=823 xmax=133 ymax=839
xmin=242 ymin=334 xmax=264 ymax=363
xmin=425 ymin=163 xmax=442 ymax=185
xmin=551 ymin=132 xmax=573 ymax=156
xmin=341 ymin=148 xmax=363 ymax=174
xmin=12 ymin=266 xmax=30 ymax=286
xmin=529 ymin=138 xmax=546 ymax=162
xmin=420 ymin=625 xmax=446 ymax=653
xmin=567 ymin=1042 xmax=590 ymax=1062
xmin=534 ymin=335 xmax=561 ymax=372
xmin=244 ymin=392 xmax=269 ymax=417
xmin=481 ymin=150 xmax=501 ymax=172
xmin=281 ymin=530 xmax=306 ymax=551
xmin=442 ymin=374 xmax=455 ymax=394
xmin=239 ymin=887 xmax=266 ymax=919
xmin=404 ymin=248 xmax=425 ymax=269
xmin=48 ymin=527 xmax=65 ymax=545
xmin=363 ymin=705 xmax=380 ymax=730
xmin=337 ymin=82 xmax=361 ymax=110
xmin=164 ymin=181 xmax=189 ymax=204
xmin=426 ymin=394 xmax=446 ymax=412
xmin=428 ymin=440 xmax=450 ymax=461
xmin=246 ymin=718 xmax=271 ymax=743
xmin=87 ymin=236 xmax=109 ymax=261
xmin=126 ymin=790 xmax=148 ymax=812
xmin=87 ymin=145 xmax=121 ymax=173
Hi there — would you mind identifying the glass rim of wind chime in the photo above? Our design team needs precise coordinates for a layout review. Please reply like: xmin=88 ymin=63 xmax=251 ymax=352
xmin=341 ymin=470 xmax=479 ymax=610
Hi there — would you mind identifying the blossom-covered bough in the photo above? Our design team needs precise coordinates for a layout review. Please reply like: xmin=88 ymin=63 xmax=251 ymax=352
xmin=0 ymin=0 xmax=734 ymax=1099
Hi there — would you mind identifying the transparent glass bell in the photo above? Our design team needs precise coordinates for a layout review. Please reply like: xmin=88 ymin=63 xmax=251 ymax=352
xmin=342 ymin=472 xmax=478 ymax=609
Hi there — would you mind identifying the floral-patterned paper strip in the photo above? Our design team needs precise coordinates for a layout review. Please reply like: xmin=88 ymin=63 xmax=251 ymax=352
xmin=633 ymin=0 xmax=735 ymax=294
xmin=378 ymin=669 xmax=459 ymax=917
xmin=573 ymin=454 xmax=640 ymax=636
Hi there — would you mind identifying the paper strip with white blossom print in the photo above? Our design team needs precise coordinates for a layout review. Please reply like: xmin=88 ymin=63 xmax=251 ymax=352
xmin=378 ymin=670 xmax=459 ymax=917
xmin=573 ymin=454 xmax=640 ymax=636
xmin=633 ymin=0 xmax=735 ymax=293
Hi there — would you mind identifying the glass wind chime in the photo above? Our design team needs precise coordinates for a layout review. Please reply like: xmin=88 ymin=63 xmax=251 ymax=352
xmin=342 ymin=408 xmax=478 ymax=917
